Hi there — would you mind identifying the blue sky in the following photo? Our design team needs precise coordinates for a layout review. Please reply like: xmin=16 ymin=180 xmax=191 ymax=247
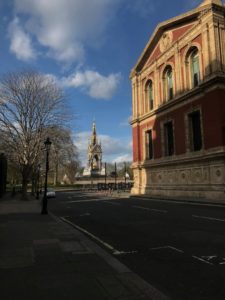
xmin=0 ymin=0 xmax=210 ymax=165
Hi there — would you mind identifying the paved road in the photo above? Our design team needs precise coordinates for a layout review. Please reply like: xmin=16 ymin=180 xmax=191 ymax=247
xmin=49 ymin=191 xmax=225 ymax=300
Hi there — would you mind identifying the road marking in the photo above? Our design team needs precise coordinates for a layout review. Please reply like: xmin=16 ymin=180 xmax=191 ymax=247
xmin=66 ymin=198 xmax=112 ymax=203
xmin=201 ymin=255 xmax=217 ymax=261
xmin=168 ymin=246 xmax=184 ymax=253
xmin=192 ymin=255 xmax=214 ymax=265
xmin=113 ymin=250 xmax=138 ymax=255
xmin=60 ymin=217 xmax=120 ymax=254
xmin=132 ymin=205 xmax=167 ymax=213
xmin=149 ymin=246 xmax=184 ymax=253
xmin=79 ymin=213 xmax=90 ymax=217
xmin=192 ymin=215 xmax=225 ymax=222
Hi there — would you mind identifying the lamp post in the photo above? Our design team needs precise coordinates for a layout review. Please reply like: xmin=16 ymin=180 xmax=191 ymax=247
xmin=104 ymin=162 xmax=107 ymax=190
xmin=90 ymin=158 xmax=93 ymax=190
xmin=114 ymin=162 xmax=117 ymax=190
xmin=41 ymin=137 xmax=52 ymax=215
xmin=124 ymin=162 xmax=127 ymax=189
xmin=36 ymin=164 xmax=41 ymax=200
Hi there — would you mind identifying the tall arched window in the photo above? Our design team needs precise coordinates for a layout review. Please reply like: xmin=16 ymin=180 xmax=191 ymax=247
xmin=146 ymin=80 xmax=154 ymax=110
xmin=190 ymin=49 xmax=200 ymax=87
xmin=163 ymin=66 xmax=173 ymax=101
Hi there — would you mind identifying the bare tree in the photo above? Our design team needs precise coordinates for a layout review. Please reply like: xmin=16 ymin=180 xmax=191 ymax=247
xmin=47 ymin=126 xmax=79 ymax=185
xmin=0 ymin=70 xmax=69 ymax=198
xmin=64 ymin=160 xmax=80 ymax=184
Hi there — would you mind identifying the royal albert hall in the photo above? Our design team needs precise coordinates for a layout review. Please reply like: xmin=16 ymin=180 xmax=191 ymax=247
xmin=130 ymin=0 xmax=225 ymax=200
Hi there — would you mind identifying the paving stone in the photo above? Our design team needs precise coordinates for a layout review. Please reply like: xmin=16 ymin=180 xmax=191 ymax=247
xmin=0 ymin=247 xmax=34 ymax=268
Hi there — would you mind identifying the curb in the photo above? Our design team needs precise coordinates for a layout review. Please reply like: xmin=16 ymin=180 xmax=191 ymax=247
xmin=49 ymin=211 xmax=170 ymax=300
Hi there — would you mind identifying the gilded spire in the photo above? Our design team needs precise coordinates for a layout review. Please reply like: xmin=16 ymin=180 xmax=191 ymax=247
xmin=91 ymin=121 xmax=97 ymax=145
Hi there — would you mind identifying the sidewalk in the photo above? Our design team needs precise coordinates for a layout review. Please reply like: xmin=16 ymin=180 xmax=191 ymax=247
xmin=0 ymin=195 xmax=169 ymax=300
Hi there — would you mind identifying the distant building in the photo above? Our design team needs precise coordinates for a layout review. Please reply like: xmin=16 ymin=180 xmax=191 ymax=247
xmin=130 ymin=0 xmax=225 ymax=200
xmin=83 ymin=122 xmax=105 ymax=177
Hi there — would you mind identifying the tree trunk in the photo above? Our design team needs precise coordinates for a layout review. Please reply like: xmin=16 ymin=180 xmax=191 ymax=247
xmin=21 ymin=166 xmax=31 ymax=200
xmin=54 ymin=162 xmax=58 ymax=186
xmin=21 ymin=177 xmax=28 ymax=200
xmin=31 ymin=175 xmax=35 ymax=196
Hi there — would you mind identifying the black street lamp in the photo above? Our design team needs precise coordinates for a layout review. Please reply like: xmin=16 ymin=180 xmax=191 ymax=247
xmin=104 ymin=162 xmax=107 ymax=189
xmin=124 ymin=162 xmax=127 ymax=185
xmin=36 ymin=164 xmax=41 ymax=200
xmin=41 ymin=137 xmax=52 ymax=215
xmin=114 ymin=162 xmax=117 ymax=190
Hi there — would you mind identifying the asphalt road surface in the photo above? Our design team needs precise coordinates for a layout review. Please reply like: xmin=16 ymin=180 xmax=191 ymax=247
xmin=48 ymin=190 xmax=225 ymax=300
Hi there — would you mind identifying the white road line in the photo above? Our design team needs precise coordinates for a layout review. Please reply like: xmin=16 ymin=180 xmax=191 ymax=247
xmin=192 ymin=215 xmax=225 ymax=222
xmin=66 ymin=198 xmax=111 ymax=203
xmin=192 ymin=255 xmax=213 ymax=265
xmin=114 ymin=250 xmax=138 ymax=255
xmin=201 ymin=255 xmax=217 ymax=261
xmin=60 ymin=217 xmax=120 ymax=254
xmin=149 ymin=246 xmax=169 ymax=251
xmin=219 ymin=259 xmax=225 ymax=265
xmin=79 ymin=213 xmax=91 ymax=217
xmin=149 ymin=245 xmax=184 ymax=253
xmin=132 ymin=205 xmax=167 ymax=213
xmin=167 ymin=246 xmax=184 ymax=253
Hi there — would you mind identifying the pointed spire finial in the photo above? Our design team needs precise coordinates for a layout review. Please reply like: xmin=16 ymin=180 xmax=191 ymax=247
xmin=91 ymin=120 xmax=97 ymax=145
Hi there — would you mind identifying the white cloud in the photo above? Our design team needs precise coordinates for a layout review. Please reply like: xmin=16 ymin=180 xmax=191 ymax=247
xmin=63 ymin=70 xmax=121 ymax=99
xmin=12 ymin=0 xmax=121 ymax=64
xmin=112 ymin=154 xmax=132 ymax=164
xmin=8 ymin=17 xmax=36 ymax=61
xmin=74 ymin=131 xmax=131 ymax=166
xmin=120 ymin=116 xmax=132 ymax=127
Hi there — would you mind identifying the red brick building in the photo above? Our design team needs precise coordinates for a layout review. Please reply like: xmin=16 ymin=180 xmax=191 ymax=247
xmin=130 ymin=0 xmax=225 ymax=200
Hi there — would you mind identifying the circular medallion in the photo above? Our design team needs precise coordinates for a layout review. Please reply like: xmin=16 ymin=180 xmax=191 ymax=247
xmin=216 ymin=170 xmax=221 ymax=177
xmin=160 ymin=31 xmax=173 ymax=53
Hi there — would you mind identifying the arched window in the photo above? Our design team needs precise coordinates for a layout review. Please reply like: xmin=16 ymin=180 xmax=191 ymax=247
xmin=190 ymin=49 xmax=200 ymax=87
xmin=163 ymin=66 xmax=173 ymax=101
xmin=146 ymin=80 xmax=154 ymax=110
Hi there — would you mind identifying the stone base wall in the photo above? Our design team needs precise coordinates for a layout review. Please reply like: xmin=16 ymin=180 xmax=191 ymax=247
xmin=131 ymin=152 xmax=225 ymax=201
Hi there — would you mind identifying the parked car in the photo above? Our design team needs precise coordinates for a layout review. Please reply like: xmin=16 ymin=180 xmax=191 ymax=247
xmin=46 ymin=188 xmax=56 ymax=198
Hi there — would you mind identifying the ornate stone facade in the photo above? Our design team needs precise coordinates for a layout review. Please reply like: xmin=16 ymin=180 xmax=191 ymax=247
xmin=130 ymin=0 xmax=225 ymax=200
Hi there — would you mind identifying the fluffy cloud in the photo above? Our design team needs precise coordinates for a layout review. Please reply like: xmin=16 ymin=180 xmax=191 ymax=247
xmin=8 ymin=17 xmax=36 ymax=61
xmin=112 ymin=154 xmax=132 ymax=164
xmin=63 ymin=70 xmax=121 ymax=99
xmin=119 ymin=116 xmax=132 ymax=127
xmin=10 ymin=0 xmax=120 ymax=64
xmin=75 ymin=131 xmax=131 ymax=165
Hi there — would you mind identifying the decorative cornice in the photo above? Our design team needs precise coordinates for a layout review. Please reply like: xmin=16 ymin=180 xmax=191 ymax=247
xmin=141 ymin=147 xmax=225 ymax=169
